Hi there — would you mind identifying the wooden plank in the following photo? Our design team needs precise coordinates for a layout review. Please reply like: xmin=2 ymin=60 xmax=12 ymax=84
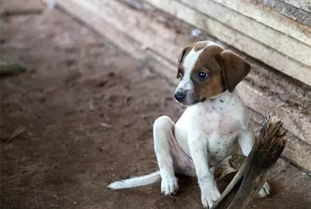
xmin=93 ymin=0 xmax=311 ymax=146
xmin=211 ymin=0 xmax=311 ymax=46
xmin=178 ymin=0 xmax=311 ymax=67
xmin=281 ymin=0 xmax=311 ymax=12
xmin=236 ymin=83 xmax=311 ymax=145
xmin=281 ymin=0 xmax=311 ymax=13
xmin=54 ymin=0 xmax=180 ymax=72
xmin=258 ymin=0 xmax=311 ymax=26
xmin=1 ymin=0 xmax=44 ymax=15
xmin=55 ymin=0 xmax=311 ymax=171
xmin=55 ymin=0 xmax=145 ymax=61
xmin=145 ymin=0 xmax=311 ymax=86
xmin=249 ymin=110 xmax=311 ymax=172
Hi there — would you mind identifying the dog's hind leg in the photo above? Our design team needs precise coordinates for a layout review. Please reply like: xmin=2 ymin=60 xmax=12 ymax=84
xmin=153 ymin=116 xmax=179 ymax=195
xmin=108 ymin=116 xmax=191 ymax=192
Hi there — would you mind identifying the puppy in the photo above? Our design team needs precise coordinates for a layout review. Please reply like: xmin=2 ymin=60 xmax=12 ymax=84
xmin=107 ymin=41 xmax=270 ymax=208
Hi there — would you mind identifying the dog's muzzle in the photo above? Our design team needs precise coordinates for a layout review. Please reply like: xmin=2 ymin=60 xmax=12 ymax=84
xmin=174 ymin=91 xmax=186 ymax=103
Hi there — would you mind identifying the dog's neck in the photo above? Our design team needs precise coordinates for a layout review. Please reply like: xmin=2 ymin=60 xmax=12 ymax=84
xmin=197 ymin=90 xmax=234 ymax=111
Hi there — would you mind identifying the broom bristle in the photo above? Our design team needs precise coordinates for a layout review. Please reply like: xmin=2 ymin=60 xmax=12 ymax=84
xmin=210 ymin=114 xmax=287 ymax=209
xmin=256 ymin=115 xmax=287 ymax=154
xmin=224 ymin=115 xmax=287 ymax=209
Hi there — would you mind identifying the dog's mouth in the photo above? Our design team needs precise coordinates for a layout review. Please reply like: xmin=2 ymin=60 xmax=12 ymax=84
xmin=175 ymin=94 xmax=203 ymax=106
xmin=199 ymin=97 xmax=206 ymax=103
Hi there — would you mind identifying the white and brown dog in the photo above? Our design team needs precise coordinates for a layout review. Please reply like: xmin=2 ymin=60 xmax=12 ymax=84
xmin=108 ymin=41 xmax=270 ymax=208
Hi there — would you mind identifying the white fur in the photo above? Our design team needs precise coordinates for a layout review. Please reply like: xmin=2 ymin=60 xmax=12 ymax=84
xmin=107 ymin=41 xmax=269 ymax=208
xmin=107 ymin=171 xmax=161 ymax=189
xmin=174 ymin=91 xmax=252 ymax=208
xmin=175 ymin=47 xmax=201 ymax=104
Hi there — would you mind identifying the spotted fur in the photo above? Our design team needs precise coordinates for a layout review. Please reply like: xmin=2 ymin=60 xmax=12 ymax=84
xmin=107 ymin=41 xmax=270 ymax=209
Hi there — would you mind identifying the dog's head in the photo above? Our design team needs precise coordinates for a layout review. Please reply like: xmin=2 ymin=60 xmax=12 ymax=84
xmin=175 ymin=41 xmax=250 ymax=105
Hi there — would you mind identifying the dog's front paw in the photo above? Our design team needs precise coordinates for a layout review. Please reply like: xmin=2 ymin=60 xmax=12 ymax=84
xmin=201 ymin=185 xmax=221 ymax=208
xmin=161 ymin=176 xmax=178 ymax=195
xmin=258 ymin=181 xmax=271 ymax=198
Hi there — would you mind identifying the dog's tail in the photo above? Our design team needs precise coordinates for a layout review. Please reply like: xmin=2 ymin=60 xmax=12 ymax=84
xmin=107 ymin=171 xmax=161 ymax=190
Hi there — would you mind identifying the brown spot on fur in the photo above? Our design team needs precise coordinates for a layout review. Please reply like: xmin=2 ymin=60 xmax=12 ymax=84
xmin=198 ymin=74 xmax=224 ymax=98
xmin=191 ymin=45 xmax=225 ymax=99
xmin=194 ymin=45 xmax=224 ymax=73
xmin=193 ymin=42 xmax=207 ymax=51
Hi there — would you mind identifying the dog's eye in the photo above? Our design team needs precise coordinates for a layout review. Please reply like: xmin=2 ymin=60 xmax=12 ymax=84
xmin=197 ymin=72 xmax=208 ymax=80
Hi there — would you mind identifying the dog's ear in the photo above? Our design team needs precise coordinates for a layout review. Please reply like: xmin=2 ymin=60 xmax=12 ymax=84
xmin=219 ymin=50 xmax=250 ymax=92
xmin=177 ymin=46 xmax=192 ymax=78
xmin=178 ymin=46 xmax=192 ymax=63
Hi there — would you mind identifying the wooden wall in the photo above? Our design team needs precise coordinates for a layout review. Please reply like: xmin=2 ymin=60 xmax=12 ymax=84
xmin=145 ymin=0 xmax=311 ymax=86
xmin=55 ymin=0 xmax=311 ymax=172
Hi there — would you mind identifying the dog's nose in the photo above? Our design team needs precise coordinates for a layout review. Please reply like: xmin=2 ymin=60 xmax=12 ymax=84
xmin=175 ymin=92 xmax=186 ymax=102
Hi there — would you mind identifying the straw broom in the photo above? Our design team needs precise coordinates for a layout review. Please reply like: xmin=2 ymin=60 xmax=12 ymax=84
xmin=212 ymin=115 xmax=287 ymax=209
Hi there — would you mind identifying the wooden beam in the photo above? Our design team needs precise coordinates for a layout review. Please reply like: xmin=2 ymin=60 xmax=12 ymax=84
xmin=281 ymin=0 xmax=311 ymax=13
xmin=211 ymin=0 xmax=311 ymax=44
xmin=257 ymin=0 xmax=311 ymax=26
xmin=145 ymin=0 xmax=311 ymax=86
xmin=280 ymin=0 xmax=311 ymax=13
xmin=249 ymin=110 xmax=311 ymax=172
xmin=178 ymin=0 xmax=311 ymax=67
xmin=55 ymin=0 xmax=311 ymax=171
xmin=235 ymin=82 xmax=311 ymax=145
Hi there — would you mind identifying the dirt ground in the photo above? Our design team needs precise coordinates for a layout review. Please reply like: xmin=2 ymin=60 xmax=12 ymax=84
xmin=0 ymin=2 xmax=310 ymax=209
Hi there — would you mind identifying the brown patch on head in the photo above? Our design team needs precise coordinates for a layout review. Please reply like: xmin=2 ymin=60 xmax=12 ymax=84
xmin=193 ymin=42 xmax=207 ymax=51
xmin=198 ymin=73 xmax=224 ymax=98
xmin=191 ymin=45 xmax=226 ymax=100
xmin=194 ymin=45 xmax=224 ymax=73
xmin=184 ymin=44 xmax=250 ymax=102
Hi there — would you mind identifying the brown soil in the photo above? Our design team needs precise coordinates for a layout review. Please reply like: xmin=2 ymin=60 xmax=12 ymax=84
xmin=0 ymin=2 xmax=310 ymax=209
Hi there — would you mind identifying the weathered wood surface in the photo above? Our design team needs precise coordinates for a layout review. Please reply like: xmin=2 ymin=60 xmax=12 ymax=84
xmin=145 ymin=0 xmax=311 ymax=85
xmin=145 ymin=0 xmax=311 ymax=86
xmin=212 ymin=0 xmax=311 ymax=46
xmin=258 ymin=0 xmax=311 ymax=26
xmin=55 ymin=0 xmax=311 ymax=171
xmin=178 ymin=0 xmax=311 ymax=67
xmin=281 ymin=0 xmax=311 ymax=13
xmin=1 ymin=0 xmax=44 ymax=15
xmin=249 ymin=110 xmax=311 ymax=173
